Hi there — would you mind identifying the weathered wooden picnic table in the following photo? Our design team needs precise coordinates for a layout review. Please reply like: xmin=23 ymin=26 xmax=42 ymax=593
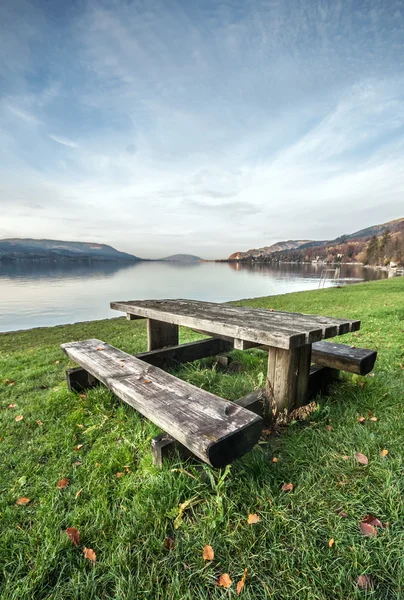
xmin=110 ymin=298 xmax=361 ymax=420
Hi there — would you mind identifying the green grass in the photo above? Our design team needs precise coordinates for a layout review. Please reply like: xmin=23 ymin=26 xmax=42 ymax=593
xmin=1 ymin=278 xmax=403 ymax=599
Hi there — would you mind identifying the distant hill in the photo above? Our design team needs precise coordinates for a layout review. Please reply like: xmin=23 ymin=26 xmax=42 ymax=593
xmin=228 ymin=240 xmax=311 ymax=261
xmin=227 ymin=218 xmax=404 ymax=266
xmin=0 ymin=239 xmax=140 ymax=262
xmin=161 ymin=254 xmax=202 ymax=263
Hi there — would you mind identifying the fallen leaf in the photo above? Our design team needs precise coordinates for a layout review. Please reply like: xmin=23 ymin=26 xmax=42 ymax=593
xmin=362 ymin=514 xmax=383 ymax=528
xmin=357 ymin=574 xmax=373 ymax=590
xmin=203 ymin=545 xmax=214 ymax=560
xmin=380 ymin=449 xmax=389 ymax=457
xmin=272 ymin=457 xmax=278 ymax=463
xmin=36 ymin=420 xmax=43 ymax=426
xmin=66 ymin=527 xmax=80 ymax=546
xmin=143 ymin=379 xmax=151 ymax=384
xmin=8 ymin=403 xmax=17 ymax=409
xmin=73 ymin=461 xmax=82 ymax=467
xmin=369 ymin=416 xmax=378 ymax=422
xmin=328 ymin=538 xmax=335 ymax=548
xmin=75 ymin=489 xmax=82 ymax=499
xmin=96 ymin=347 xmax=105 ymax=351
xmin=16 ymin=497 xmax=30 ymax=505
xmin=338 ymin=510 xmax=349 ymax=518
xmin=358 ymin=416 xmax=366 ymax=423
xmin=57 ymin=478 xmax=70 ymax=489
xmin=247 ymin=513 xmax=260 ymax=524
xmin=237 ymin=568 xmax=248 ymax=595
xmin=15 ymin=415 xmax=24 ymax=422
xmin=8 ymin=381 xmax=15 ymax=386
xmin=115 ymin=472 xmax=125 ymax=478
xmin=355 ymin=452 xmax=368 ymax=465
xmin=83 ymin=547 xmax=96 ymax=562
xmin=79 ymin=394 xmax=86 ymax=399
xmin=368 ymin=373 xmax=375 ymax=377
xmin=360 ymin=522 xmax=377 ymax=537
xmin=281 ymin=483 xmax=294 ymax=492
xmin=124 ymin=465 xmax=131 ymax=473
xmin=262 ymin=428 xmax=271 ymax=436
xmin=217 ymin=574 xmax=232 ymax=588
xmin=341 ymin=455 xmax=350 ymax=461
xmin=326 ymin=425 xmax=333 ymax=431
xmin=74 ymin=444 xmax=83 ymax=451
xmin=54 ymin=360 xmax=60 ymax=365
xmin=164 ymin=536 xmax=175 ymax=550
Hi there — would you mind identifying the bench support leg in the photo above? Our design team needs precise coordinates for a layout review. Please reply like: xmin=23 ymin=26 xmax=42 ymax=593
xmin=266 ymin=344 xmax=312 ymax=422
xmin=66 ymin=367 xmax=97 ymax=392
xmin=147 ymin=319 xmax=179 ymax=351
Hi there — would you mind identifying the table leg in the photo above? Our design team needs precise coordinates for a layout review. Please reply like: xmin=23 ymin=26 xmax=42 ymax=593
xmin=147 ymin=319 xmax=179 ymax=351
xmin=266 ymin=344 xmax=312 ymax=421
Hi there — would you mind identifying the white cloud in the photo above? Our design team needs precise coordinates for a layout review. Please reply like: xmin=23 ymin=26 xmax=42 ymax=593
xmin=48 ymin=134 xmax=78 ymax=148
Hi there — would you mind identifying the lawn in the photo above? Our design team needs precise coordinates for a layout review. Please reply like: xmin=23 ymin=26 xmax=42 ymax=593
xmin=0 ymin=278 xmax=403 ymax=599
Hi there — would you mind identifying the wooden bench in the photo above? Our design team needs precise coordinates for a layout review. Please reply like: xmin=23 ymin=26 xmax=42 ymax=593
xmin=311 ymin=341 xmax=377 ymax=375
xmin=61 ymin=339 xmax=263 ymax=468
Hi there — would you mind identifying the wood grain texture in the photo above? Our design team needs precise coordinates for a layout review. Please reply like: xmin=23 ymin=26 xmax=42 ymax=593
xmin=61 ymin=339 xmax=262 ymax=468
xmin=147 ymin=319 xmax=179 ymax=351
xmin=311 ymin=341 xmax=377 ymax=375
xmin=136 ymin=338 xmax=232 ymax=369
xmin=111 ymin=298 xmax=359 ymax=350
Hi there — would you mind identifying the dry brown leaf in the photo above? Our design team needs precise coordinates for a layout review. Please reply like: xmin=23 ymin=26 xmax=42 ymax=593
xmin=272 ymin=457 xmax=278 ymax=463
xmin=164 ymin=536 xmax=175 ymax=550
xmin=15 ymin=415 xmax=24 ymax=422
xmin=338 ymin=510 xmax=348 ymax=518
xmin=54 ymin=360 xmax=60 ymax=365
xmin=355 ymin=452 xmax=368 ymax=465
xmin=74 ymin=444 xmax=83 ymax=451
xmin=362 ymin=514 xmax=383 ymax=528
xmin=217 ymin=574 xmax=232 ymax=588
xmin=328 ymin=538 xmax=335 ymax=548
xmin=8 ymin=403 xmax=17 ymax=409
xmin=79 ymin=393 xmax=86 ymax=399
xmin=203 ymin=545 xmax=214 ymax=560
xmin=16 ymin=497 xmax=30 ymax=506
xmin=380 ymin=449 xmax=389 ymax=457
xmin=75 ymin=489 xmax=82 ymax=499
xmin=358 ymin=416 xmax=366 ymax=423
xmin=83 ymin=547 xmax=96 ymax=562
xmin=369 ymin=416 xmax=378 ymax=422
xmin=357 ymin=574 xmax=373 ymax=590
xmin=143 ymin=379 xmax=151 ymax=384
xmin=236 ymin=568 xmax=248 ymax=595
xmin=36 ymin=420 xmax=43 ymax=426
xmin=247 ymin=513 xmax=260 ymax=524
xmin=66 ymin=527 xmax=80 ymax=546
xmin=96 ymin=347 xmax=105 ymax=351
xmin=57 ymin=478 xmax=70 ymax=489
xmin=115 ymin=472 xmax=125 ymax=478
xmin=8 ymin=381 xmax=15 ymax=386
xmin=360 ymin=522 xmax=377 ymax=537
xmin=262 ymin=428 xmax=271 ymax=436
xmin=281 ymin=483 xmax=294 ymax=492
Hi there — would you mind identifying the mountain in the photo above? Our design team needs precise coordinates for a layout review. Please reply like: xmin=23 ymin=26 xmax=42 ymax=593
xmin=161 ymin=254 xmax=202 ymax=263
xmin=228 ymin=240 xmax=312 ymax=261
xmin=0 ymin=239 xmax=140 ymax=262
xmin=227 ymin=218 xmax=404 ymax=266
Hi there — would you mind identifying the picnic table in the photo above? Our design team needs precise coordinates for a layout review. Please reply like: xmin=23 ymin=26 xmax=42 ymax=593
xmin=110 ymin=298 xmax=361 ymax=419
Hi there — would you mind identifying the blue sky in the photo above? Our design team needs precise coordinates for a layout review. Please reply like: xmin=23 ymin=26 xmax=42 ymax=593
xmin=1 ymin=0 xmax=404 ymax=258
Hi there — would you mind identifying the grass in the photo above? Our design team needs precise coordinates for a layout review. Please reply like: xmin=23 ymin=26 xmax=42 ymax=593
xmin=0 ymin=277 xmax=403 ymax=599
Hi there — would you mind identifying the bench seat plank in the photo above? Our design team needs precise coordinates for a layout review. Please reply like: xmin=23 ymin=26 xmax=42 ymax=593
xmin=61 ymin=339 xmax=263 ymax=468
xmin=311 ymin=341 xmax=377 ymax=375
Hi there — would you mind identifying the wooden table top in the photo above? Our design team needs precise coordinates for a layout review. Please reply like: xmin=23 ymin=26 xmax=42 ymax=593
xmin=110 ymin=299 xmax=360 ymax=350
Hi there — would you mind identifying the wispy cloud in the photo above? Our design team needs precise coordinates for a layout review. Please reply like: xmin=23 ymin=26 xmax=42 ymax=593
xmin=0 ymin=0 xmax=404 ymax=257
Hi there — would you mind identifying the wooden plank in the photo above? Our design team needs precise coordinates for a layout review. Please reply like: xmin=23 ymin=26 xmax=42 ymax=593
xmin=61 ymin=339 xmax=263 ymax=468
xmin=136 ymin=338 xmax=232 ymax=369
xmin=126 ymin=313 xmax=143 ymax=321
xmin=147 ymin=319 xmax=179 ymax=351
xmin=266 ymin=346 xmax=300 ymax=421
xmin=295 ymin=344 xmax=312 ymax=407
xmin=111 ymin=301 xmax=314 ymax=350
xmin=311 ymin=341 xmax=377 ymax=375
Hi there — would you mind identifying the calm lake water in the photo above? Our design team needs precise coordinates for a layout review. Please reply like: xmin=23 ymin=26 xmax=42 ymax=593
xmin=0 ymin=261 xmax=388 ymax=333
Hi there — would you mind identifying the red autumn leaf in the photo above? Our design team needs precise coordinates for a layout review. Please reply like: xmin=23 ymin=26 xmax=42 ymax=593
xmin=15 ymin=415 xmax=24 ymax=422
xmin=83 ymin=547 xmax=96 ymax=562
xmin=164 ymin=536 xmax=175 ymax=550
xmin=362 ymin=514 xmax=383 ymax=528
xmin=355 ymin=452 xmax=368 ymax=465
xmin=217 ymin=573 xmax=232 ymax=588
xmin=203 ymin=545 xmax=214 ymax=560
xmin=66 ymin=527 xmax=80 ymax=547
xmin=360 ymin=522 xmax=377 ymax=537
xmin=281 ymin=483 xmax=294 ymax=492
xmin=247 ymin=513 xmax=260 ymax=524
xmin=357 ymin=574 xmax=373 ymax=590
xmin=57 ymin=478 xmax=70 ymax=489
xmin=236 ymin=568 xmax=248 ymax=595
xmin=16 ymin=497 xmax=30 ymax=506
xmin=8 ymin=403 xmax=17 ymax=409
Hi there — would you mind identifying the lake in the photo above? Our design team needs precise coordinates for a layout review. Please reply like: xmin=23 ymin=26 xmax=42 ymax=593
xmin=0 ymin=261 xmax=388 ymax=333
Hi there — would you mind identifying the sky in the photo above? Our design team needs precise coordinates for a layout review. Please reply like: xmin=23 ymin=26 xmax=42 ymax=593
xmin=1 ymin=0 xmax=404 ymax=259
